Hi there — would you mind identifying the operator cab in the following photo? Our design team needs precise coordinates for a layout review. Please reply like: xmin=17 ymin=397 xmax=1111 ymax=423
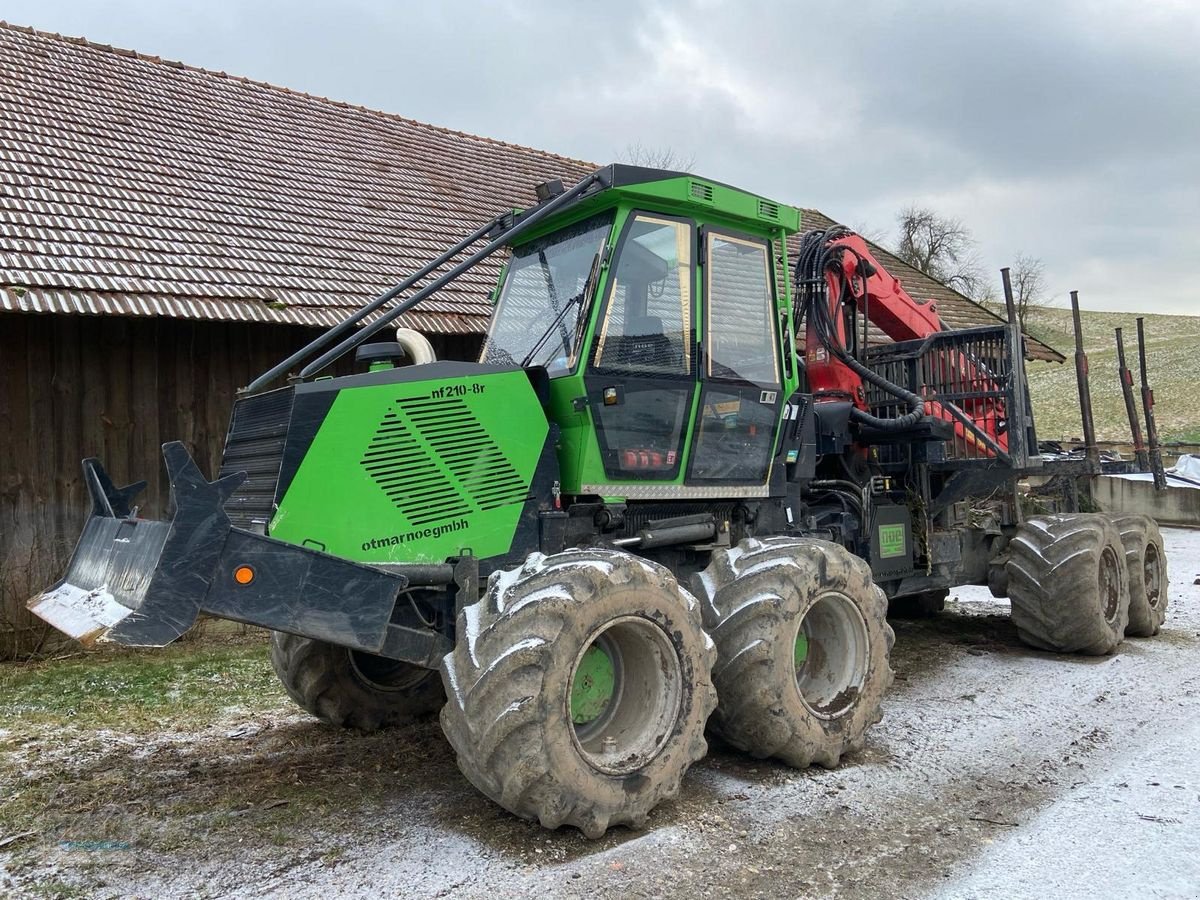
xmin=480 ymin=167 xmax=798 ymax=496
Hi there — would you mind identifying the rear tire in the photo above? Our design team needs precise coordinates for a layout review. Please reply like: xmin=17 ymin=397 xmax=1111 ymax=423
xmin=1112 ymin=514 xmax=1169 ymax=637
xmin=692 ymin=537 xmax=894 ymax=769
xmin=439 ymin=549 xmax=716 ymax=839
xmin=1006 ymin=514 xmax=1130 ymax=655
xmin=269 ymin=632 xmax=444 ymax=731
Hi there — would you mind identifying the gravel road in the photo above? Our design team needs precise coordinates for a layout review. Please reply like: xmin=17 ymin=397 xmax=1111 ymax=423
xmin=11 ymin=529 xmax=1200 ymax=899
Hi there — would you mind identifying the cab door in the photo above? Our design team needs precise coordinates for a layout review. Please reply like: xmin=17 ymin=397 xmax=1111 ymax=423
xmin=686 ymin=229 xmax=782 ymax=486
xmin=583 ymin=212 xmax=697 ymax=482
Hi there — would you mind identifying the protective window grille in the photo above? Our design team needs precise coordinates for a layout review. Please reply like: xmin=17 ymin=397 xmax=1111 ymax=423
xmin=480 ymin=213 xmax=612 ymax=372
xmin=360 ymin=396 xmax=529 ymax=526
xmin=593 ymin=215 xmax=692 ymax=375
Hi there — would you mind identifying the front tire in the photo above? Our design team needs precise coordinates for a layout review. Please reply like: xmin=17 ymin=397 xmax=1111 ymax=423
xmin=1006 ymin=514 xmax=1129 ymax=655
xmin=269 ymin=632 xmax=444 ymax=730
xmin=439 ymin=549 xmax=716 ymax=839
xmin=692 ymin=538 xmax=894 ymax=769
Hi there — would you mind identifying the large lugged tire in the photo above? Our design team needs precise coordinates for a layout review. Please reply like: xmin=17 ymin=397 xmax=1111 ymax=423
xmin=1006 ymin=514 xmax=1130 ymax=655
xmin=691 ymin=537 xmax=894 ymax=769
xmin=1112 ymin=514 xmax=1169 ymax=637
xmin=439 ymin=549 xmax=716 ymax=839
xmin=270 ymin=632 xmax=444 ymax=730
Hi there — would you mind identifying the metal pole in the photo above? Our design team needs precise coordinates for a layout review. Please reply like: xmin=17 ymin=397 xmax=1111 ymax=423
xmin=999 ymin=267 xmax=1032 ymax=522
xmin=1000 ymin=267 xmax=1031 ymax=468
xmin=1070 ymin=291 xmax=1099 ymax=468
xmin=1114 ymin=327 xmax=1149 ymax=470
xmin=1000 ymin=266 xmax=1018 ymax=326
xmin=298 ymin=171 xmax=603 ymax=380
xmin=1136 ymin=317 xmax=1168 ymax=490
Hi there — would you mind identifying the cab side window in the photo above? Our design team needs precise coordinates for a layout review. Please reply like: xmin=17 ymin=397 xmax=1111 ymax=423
xmin=705 ymin=235 xmax=778 ymax=386
xmin=688 ymin=232 xmax=780 ymax=484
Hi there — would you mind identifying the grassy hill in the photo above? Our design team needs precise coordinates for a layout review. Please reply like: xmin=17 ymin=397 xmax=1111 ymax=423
xmin=1018 ymin=307 xmax=1200 ymax=444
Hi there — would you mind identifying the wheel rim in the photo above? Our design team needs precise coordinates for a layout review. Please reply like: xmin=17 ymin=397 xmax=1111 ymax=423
xmin=1098 ymin=545 xmax=1121 ymax=624
xmin=792 ymin=592 xmax=869 ymax=720
xmin=569 ymin=616 xmax=682 ymax=775
xmin=1144 ymin=543 xmax=1164 ymax=610
xmin=349 ymin=650 xmax=430 ymax=692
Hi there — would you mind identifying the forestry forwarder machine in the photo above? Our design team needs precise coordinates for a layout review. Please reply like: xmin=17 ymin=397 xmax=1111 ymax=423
xmin=31 ymin=165 xmax=1170 ymax=838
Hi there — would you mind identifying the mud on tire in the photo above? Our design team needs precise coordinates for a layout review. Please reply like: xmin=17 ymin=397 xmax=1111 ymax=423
xmin=270 ymin=632 xmax=444 ymax=731
xmin=1112 ymin=514 xmax=1169 ymax=637
xmin=1006 ymin=514 xmax=1129 ymax=655
xmin=692 ymin=537 xmax=894 ymax=769
xmin=439 ymin=549 xmax=717 ymax=839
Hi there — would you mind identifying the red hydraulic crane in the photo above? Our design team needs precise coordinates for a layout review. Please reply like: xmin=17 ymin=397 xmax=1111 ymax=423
xmin=796 ymin=228 xmax=1009 ymax=455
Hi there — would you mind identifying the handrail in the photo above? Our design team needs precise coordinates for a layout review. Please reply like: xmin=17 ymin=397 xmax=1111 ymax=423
xmin=296 ymin=170 xmax=604 ymax=381
xmin=243 ymin=215 xmax=504 ymax=394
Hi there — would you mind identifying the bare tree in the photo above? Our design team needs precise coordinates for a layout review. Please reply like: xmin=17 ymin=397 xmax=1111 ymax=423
xmin=893 ymin=205 xmax=984 ymax=298
xmin=1007 ymin=253 xmax=1046 ymax=334
xmin=618 ymin=142 xmax=696 ymax=172
xmin=851 ymin=220 xmax=888 ymax=244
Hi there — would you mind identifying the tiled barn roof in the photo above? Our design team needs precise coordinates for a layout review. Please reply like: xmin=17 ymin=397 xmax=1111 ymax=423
xmin=0 ymin=21 xmax=593 ymax=334
xmin=0 ymin=21 xmax=1062 ymax=360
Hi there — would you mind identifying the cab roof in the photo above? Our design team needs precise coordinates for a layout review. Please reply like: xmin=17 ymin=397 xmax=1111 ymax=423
xmin=505 ymin=164 xmax=801 ymax=242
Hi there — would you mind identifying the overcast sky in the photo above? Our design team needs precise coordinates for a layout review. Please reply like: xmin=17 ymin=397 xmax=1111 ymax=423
xmin=7 ymin=0 xmax=1198 ymax=314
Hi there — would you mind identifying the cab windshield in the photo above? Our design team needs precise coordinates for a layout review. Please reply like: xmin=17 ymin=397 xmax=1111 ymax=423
xmin=480 ymin=212 xmax=613 ymax=374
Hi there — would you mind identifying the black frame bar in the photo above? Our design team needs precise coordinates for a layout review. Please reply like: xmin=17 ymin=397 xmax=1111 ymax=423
xmin=241 ymin=170 xmax=606 ymax=392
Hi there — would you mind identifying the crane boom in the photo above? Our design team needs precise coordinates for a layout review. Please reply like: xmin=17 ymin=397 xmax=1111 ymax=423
xmin=798 ymin=227 xmax=1008 ymax=454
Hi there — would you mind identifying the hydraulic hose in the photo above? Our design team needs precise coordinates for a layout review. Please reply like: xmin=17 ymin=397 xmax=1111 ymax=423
xmin=795 ymin=229 xmax=926 ymax=431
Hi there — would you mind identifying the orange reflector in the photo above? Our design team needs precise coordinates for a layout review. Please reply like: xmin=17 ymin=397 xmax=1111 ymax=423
xmin=233 ymin=565 xmax=255 ymax=585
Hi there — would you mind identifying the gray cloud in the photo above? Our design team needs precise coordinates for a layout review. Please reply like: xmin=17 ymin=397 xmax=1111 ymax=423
xmin=7 ymin=0 xmax=1198 ymax=314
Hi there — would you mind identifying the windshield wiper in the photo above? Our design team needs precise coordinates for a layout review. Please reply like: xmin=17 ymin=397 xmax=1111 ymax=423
xmin=520 ymin=250 xmax=603 ymax=369
xmin=520 ymin=289 xmax=585 ymax=368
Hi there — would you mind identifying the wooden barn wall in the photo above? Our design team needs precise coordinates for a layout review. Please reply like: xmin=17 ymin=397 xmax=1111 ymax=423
xmin=0 ymin=312 xmax=483 ymax=656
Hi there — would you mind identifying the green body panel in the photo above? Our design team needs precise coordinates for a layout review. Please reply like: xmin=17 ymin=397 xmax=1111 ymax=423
xmin=270 ymin=369 xmax=548 ymax=564
xmin=506 ymin=172 xmax=803 ymax=496
xmin=272 ymin=168 xmax=806 ymax=567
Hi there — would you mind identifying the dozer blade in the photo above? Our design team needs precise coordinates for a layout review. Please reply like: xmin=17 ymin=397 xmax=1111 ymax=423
xmin=29 ymin=443 xmax=414 ymax=654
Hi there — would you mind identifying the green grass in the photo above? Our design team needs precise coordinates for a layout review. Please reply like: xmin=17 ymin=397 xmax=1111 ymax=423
xmin=1020 ymin=306 xmax=1200 ymax=444
xmin=0 ymin=636 xmax=283 ymax=732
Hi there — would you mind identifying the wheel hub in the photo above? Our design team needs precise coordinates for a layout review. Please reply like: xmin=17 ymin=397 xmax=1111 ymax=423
xmin=1099 ymin=545 xmax=1121 ymax=624
xmin=569 ymin=616 xmax=682 ymax=775
xmin=1144 ymin=543 xmax=1164 ymax=610
xmin=571 ymin=640 xmax=618 ymax=726
xmin=349 ymin=650 xmax=430 ymax=692
xmin=793 ymin=592 xmax=869 ymax=719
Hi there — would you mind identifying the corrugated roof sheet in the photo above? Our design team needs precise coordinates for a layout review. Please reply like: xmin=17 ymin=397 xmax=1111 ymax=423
xmin=0 ymin=21 xmax=1062 ymax=360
